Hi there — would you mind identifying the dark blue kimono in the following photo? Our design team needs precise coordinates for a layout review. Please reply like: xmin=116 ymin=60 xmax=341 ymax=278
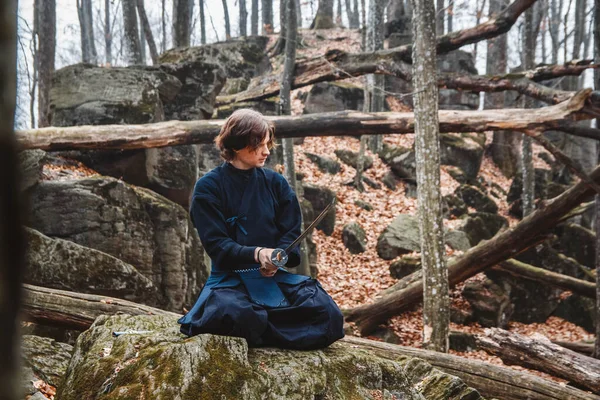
xmin=178 ymin=162 xmax=344 ymax=350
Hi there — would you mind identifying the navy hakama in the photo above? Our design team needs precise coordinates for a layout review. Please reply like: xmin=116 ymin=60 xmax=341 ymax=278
xmin=178 ymin=162 xmax=344 ymax=350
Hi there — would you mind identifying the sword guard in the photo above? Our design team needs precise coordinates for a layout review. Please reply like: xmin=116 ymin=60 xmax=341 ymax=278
xmin=271 ymin=248 xmax=288 ymax=268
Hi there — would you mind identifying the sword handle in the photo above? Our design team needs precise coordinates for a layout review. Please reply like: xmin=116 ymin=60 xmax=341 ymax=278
xmin=271 ymin=248 xmax=288 ymax=268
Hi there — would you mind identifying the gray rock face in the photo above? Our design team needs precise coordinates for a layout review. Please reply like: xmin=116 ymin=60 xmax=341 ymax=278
xmin=29 ymin=177 xmax=208 ymax=312
xmin=444 ymin=230 xmax=471 ymax=252
xmin=48 ymin=61 xmax=226 ymax=208
xmin=555 ymin=223 xmax=596 ymax=268
xmin=342 ymin=222 xmax=367 ymax=254
xmin=24 ymin=228 xmax=158 ymax=305
xmin=303 ymin=184 xmax=337 ymax=236
xmin=442 ymin=194 xmax=467 ymax=218
xmin=57 ymin=314 xmax=482 ymax=400
xmin=456 ymin=185 xmax=498 ymax=214
xmin=354 ymin=199 xmax=374 ymax=211
xmin=305 ymin=152 xmax=341 ymax=174
xmin=440 ymin=134 xmax=484 ymax=181
xmin=553 ymin=294 xmax=596 ymax=332
xmin=21 ymin=335 xmax=73 ymax=396
xmin=377 ymin=214 xmax=421 ymax=260
xmin=334 ymin=149 xmax=373 ymax=171
xmin=304 ymin=81 xmax=365 ymax=114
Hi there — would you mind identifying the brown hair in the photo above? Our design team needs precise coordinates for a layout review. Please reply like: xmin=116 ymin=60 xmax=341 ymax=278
xmin=215 ymin=109 xmax=275 ymax=161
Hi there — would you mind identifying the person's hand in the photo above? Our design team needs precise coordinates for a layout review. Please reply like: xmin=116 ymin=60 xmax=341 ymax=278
xmin=257 ymin=248 xmax=278 ymax=277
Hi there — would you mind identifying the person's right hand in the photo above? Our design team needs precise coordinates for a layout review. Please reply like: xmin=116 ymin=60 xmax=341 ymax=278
xmin=258 ymin=248 xmax=278 ymax=277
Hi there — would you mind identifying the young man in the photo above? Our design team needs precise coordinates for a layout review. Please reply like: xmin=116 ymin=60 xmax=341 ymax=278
xmin=178 ymin=109 xmax=344 ymax=350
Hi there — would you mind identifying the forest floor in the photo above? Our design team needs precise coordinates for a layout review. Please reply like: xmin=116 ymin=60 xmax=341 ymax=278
xmin=276 ymin=28 xmax=596 ymax=384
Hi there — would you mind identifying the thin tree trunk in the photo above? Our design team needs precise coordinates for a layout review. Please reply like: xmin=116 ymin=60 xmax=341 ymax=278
xmin=77 ymin=0 xmax=97 ymax=64
xmin=172 ymin=0 xmax=191 ymax=47
xmin=447 ymin=0 xmax=453 ymax=31
xmin=161 ymin=0 xmax=166 ymax=51
xmin=367 ymin=0 xmax=385 ymax=153
xmin=200 ymin=0 xmax=207 ymax=44
xmin=105 ymin=0 xmax=112 ymax=64
xmin=353 ymin=0 xmax=368 ymax=191
xmin=262 ymin=0 xmax=274 ymax=33
xmin=122 ymin=0 xmax=143 ymax=64
xmin=240 ymin=0 xmax=248 ymax=36
xmin=522 ymin=5 xmax=536 ymax=217
xmin=35 ymin=0 xmax=55 ymax=128
xmin=296 ymin=0 xmax=302 ymax=26
xmin=311 ymin=0 xmax=335 ymax=29
xmin=411 ymin=0 xmax=448 ymax=353
xmin=594 ymin=0 xmax=600 ymax=360
xmin=436 ymin=0 xmax=444 ymax=35
xmin=137 ymin=0 xmax=158 ymax=64
xmin=251 ymin=0 xmax=259 ymax=35
xmin=472 ymin=0 xmax=486 ymax=63
xmin=0 ymin=0 xmax=23 ymax=396
xmin=222 ymin=0 xmax=231 ymax=39
xmin=138 ymin=5 xmax=146 ymax=63
xmin=549 ymin=0 xmax=562 ymax=64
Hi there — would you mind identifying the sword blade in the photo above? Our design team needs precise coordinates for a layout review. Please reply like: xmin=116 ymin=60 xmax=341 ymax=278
xmin=283 ymin=199 xmax=335 ymax=255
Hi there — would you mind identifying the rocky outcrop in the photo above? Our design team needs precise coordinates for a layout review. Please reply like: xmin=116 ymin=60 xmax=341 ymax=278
xmin=456 ymin=185 xmax=498 ymax=214
xmin=24 ymin=228 xmax=158 ymax=305
xmin=57 ymin=314 xmax=483 ymax=400
xmin=21 ymin=335 xmax=73 ymax=398
xmin=19 ymin=149 xmax=47 ymax=191
xmin=305 ymin=152 xmax=341 ymax=174
xmin=459 ymin=213 xmax=508 ymax=246
xmin=379 ymin=144 xmax=416 ymax=183
xmin=334 ymin=149 xmax=373 ymax=171
xmin=28 ymin=176 xmax=209 ymax=312
xmin=440 ymin=134 xmax=484 ymax=181
xmin=462 ymin=279 xmax=513 ymax=328
xmin=389 ymin=255 xmax=421 ymax=279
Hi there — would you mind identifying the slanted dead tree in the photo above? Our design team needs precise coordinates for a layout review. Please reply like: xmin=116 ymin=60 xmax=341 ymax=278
xmin=475 ymin=328 xmax=600 ymax=394
xmin=136 ymin=0 xmax=158 ymax=64
xmin=15 ymin=91 xmax=595 ymax=151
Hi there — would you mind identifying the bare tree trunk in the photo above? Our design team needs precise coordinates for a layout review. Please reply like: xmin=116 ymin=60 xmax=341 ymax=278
xmin=138 ymin=6 xmax=146 ymax=63
xmin=311 ymin=0 xmax=335 ymax=29
xmin=472 ymin=0 xmax=486 ymax=66
xmin=296 ymin=0 xmax=302 ymax=26
xmin=105 ymin=0 xmax=112 ymax=64
xmin=77 ymin=0 xmax=97 ymax=64
xmin=573 ymin=0 xmax=586 ymax=59
xmin=262 ymin=0 xmax=274 ymax=33
xmin=34 ymin=0 xmax=55 ymax=128
xmin=137 ymin=0 xmax=158 ymax=64
xmin=0 ymin=1 xmax=23 ymax=397
xmin=522 ymin=5 xmax=536 ymax=217
xmin=240 ymin=0 xmax=248 ymax=36
xmin=172 ymin=0 xmax=191 ymax=47
xmin=411 ymin=0 xmax=448 ymax=353
xmin=594 ymin=0 xmax=600 ymax=360
xmin=488 ymin=0 xmax=520 ymax=178
xmin=353 ymin=0 xmax=368 ymax=191
xmin=447 ymin=0 xmax=453 ymax=31
xmin=161 ymin=0 xmax=167 ymax=51
xmin=122 ymin=0 xmax=143 ymax=64
xmin=436 ymin=0 xmax=444 ymax=35
xmin=345 ymin=0 xmax=358 ymax=28
xmin=367 ymin=0 xmax=385 ymax=153
xmin=251 ymin=0 xmax=259 ymax=35
xmin=222 ymin=0 xmax=231 ymax=39
xmin=199 ymin=0 xmax=207 ymax=44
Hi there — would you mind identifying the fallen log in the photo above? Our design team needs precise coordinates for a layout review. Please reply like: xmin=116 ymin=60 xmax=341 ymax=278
xmin=553 ymin=340 xmax=595 ymax=356
xmin=343 ymin=336 xmax=600 ymax=400
xmin=346 ymin=153 xmax=600 ymax=334
xmin=22 ymin=284 xmax=180 ymax=331
xmin=475 ymin=328 xmax=600 ymax=394
xmin=494 ymin=259 xmax=596 ymax=298
xmin=217 ymin=0 xmax=537 ymax=106
xmin=16 ymin=90 xmax=591 ymax=151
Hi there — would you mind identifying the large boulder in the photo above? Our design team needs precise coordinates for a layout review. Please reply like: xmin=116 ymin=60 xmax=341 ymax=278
xmin=378 ymin=144 xmax=416 ymax=183
xmin=19 ymin=149 xmax=47 ymax=191
xmin=462 ymin=279 xmax=513 ymax=328
xmin=377 ymin=214 xmax=421 ymax=259
xmin=28 ymin=176 xmax=209 ymax=312
xmin=24 ymin=227 xmax=158 ymax=305
xmin=57 ymin=314 xmax=483 ymax=400
xmin=389 ymin=255 xmax=421 ymax=279
xmin=554 ymin=223 xmax=596 ymax=268
xmin=303 ymin=184 xmax=337 ymax=236
xmin=455 ymin=185 xmax=498 ymax=214
xmin=305 ymin=152 xmax=341 ymax=174
xmin=21 ymin=335 xmax=73 ymax=398
xmin=459 ymin=213 xmax=508 ymax=246
xmin=553 ymin=294 xmax=596 ymax=333
xmin=48 ymin=62 xmax=225 ymax=208
xmin=303 ymin=81 xmax=365 ymax=113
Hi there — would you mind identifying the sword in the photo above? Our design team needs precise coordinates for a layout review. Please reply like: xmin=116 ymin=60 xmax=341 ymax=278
xmin=270 ymin=199 xmax=336 ymax=268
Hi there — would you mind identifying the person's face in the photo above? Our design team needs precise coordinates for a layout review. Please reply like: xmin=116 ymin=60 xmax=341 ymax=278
xmin=233 ymin=132 xmax=271 ymax=169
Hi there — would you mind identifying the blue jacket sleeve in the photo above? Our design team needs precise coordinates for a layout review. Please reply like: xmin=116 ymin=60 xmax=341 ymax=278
xmin=274 ymin=175 xmax=302 ymax=268
xmin=190 ymin=183 xmax=256 ymax=269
